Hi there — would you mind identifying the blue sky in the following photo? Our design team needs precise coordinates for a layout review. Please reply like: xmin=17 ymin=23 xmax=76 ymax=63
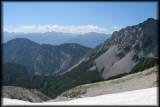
xmin=3 ymin=2 xmax=158 ymax=34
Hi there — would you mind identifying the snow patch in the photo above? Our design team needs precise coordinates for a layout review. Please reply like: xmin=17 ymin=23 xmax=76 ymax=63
xmin=2 ymin=87 xmax=158 ymax=105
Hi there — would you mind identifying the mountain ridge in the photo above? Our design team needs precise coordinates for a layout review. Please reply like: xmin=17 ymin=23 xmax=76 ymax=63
xmin=3 ymin=38 xmax=91 ymax=75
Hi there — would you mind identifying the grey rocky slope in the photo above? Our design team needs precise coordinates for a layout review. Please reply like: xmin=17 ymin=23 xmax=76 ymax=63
xmin=54 ymin=66 xmax=158 ymax=101
xmin=3 ymin=38 xmax=91 ymax=75
xmin=2 ymin=86 xmax=51 ymax=102
xmin=62 ymin=18 xmax=158 ymax=79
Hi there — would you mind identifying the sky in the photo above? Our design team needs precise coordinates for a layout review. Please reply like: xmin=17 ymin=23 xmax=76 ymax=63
xmin=3 ymin=2 xmax=158 ymax=34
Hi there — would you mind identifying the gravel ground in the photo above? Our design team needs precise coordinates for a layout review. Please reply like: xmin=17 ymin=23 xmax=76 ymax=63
xmin=53 ymin=66 xmax=158 ymax=101
xmin=2 ymin=86 xmax=50 ymax=102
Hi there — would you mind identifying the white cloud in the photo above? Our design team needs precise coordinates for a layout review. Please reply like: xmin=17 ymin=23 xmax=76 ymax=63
xmin=4 ymin=25 xmax=109 ymax=34
xmin=113 ymin=26 xmax=122 ymax=30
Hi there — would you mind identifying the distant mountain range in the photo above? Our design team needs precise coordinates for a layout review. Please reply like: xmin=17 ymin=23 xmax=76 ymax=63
xmin=3 ymin=32 xmax=110 ymax=48
xmin=3 ymin=38 xmax=91 ymax=75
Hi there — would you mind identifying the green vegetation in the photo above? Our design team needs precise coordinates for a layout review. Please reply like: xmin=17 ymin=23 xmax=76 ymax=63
xmin=132 ymin=54 xmax=139 ymax=62
xmin=116 ymin=51 xmax=125 ymax=59
xmin=130 ymin=57 xmax=158 ymax=73
xmin=106 ymin=73 xmax=128 ymax=81
xmin=3 ymin=61 xmax=103 ymax=98
xmin=2 ymin=63 xmax=33 ymax=87
xmin=123 ymin=46 xmax=131 ymax=53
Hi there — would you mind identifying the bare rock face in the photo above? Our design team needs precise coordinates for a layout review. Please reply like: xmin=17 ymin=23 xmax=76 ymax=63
xmin=66 ymin=18 xmax=158 ymax=80
xmin=94 ymin=18 xmax=158 ymax=57
xmin=94 ymin=18 xmax=158 ymax=79
xmin=2 ymin=86 xmax=51 ymax=102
